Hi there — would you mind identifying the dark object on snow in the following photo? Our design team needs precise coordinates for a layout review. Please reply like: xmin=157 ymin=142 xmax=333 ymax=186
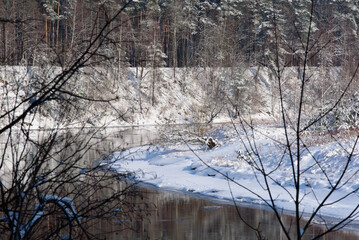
xmin=206 ymin=137 xmax=216 ymax=149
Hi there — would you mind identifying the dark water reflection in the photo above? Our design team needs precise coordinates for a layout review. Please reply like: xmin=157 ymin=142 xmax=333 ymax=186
xmin=99 ymin=186 xmax=359 ymax=240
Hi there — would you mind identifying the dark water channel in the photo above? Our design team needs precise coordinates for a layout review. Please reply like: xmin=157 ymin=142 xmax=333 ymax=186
xmin=98 ymin=185 xmax=359 ymax=240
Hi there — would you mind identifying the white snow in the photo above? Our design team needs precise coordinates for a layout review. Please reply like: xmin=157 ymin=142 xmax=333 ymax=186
xmin=106 ymin=123 xmax=359 ymax=226
xmin=0 ymin=66 xmax=275 ymax=130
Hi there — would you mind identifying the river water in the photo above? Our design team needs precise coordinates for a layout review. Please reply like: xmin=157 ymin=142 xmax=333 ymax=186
xmin=93 ymin=184 xmax=359 ymax=240
xmin=3 ymin=125 xmax=358 ymax=239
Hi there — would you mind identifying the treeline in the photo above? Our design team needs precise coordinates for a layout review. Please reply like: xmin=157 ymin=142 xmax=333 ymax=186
xmin=0 ymin=0 xmax=359 ymax=70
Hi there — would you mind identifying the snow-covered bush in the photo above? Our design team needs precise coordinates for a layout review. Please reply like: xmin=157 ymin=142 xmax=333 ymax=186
xmin=309 ymin=91 xmax=359 ymax=131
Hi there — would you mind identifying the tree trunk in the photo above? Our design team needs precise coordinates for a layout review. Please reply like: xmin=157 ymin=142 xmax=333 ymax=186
xmin=70 ymin=1 xmax=77 ymax=49
xmin=2 ymin=23 xmax=5 ymax=64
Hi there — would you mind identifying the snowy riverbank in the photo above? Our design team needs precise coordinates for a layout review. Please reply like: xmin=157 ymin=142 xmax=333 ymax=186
xmin=105 ymin=123 xmax=359 ymax=229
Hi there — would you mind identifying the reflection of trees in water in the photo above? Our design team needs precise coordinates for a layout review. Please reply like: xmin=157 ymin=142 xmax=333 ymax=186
xmin=109 ymin=188 xmax=359 ymax=240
